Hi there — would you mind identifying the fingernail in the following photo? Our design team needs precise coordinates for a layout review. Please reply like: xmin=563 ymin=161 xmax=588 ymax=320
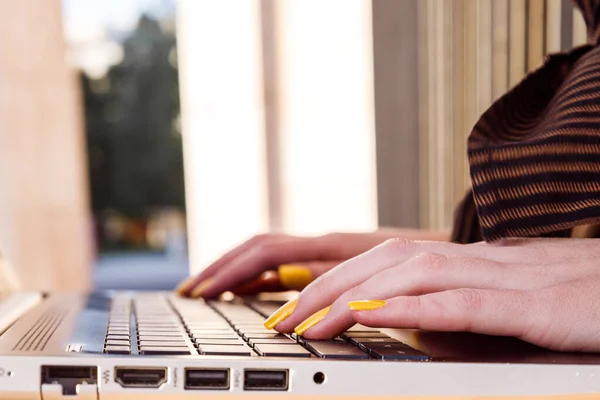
xmin=294 ymin=306 xmax=331 ymax=335
xmin=264 ymin=298 xmax=298 ymax=329
xmin=190 ymin=278 xmax=215 ymax=298
xmin=278 ymin=264 xmax=313 ymax=290
xmin=348 ymin=300 xmax=386 ymax=311
xmin=175 ymin=277 xmax=196 ymax=295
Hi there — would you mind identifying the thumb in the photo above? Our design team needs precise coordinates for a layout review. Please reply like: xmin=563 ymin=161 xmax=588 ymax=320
xmin=278 ymin=261 xmax=341 ymax=290
xmin=232 ymin=261 xmax=342 ymax=295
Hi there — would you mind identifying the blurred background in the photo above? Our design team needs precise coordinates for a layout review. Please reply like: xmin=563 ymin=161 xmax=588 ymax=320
xmin=0 ymin=0 xmax=590 ymax=292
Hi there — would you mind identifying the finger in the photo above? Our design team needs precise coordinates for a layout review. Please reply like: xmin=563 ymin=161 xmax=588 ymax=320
xmin=274 ymin=238 xmax=539 ymax=332
xmin=351 ymin=288 xmax=534 ymax=339
xmin=232 ymin=261 xmax=342 ymax=295
xmin=176 ymin=234 xmax=273 ymax=295
xmin=179 ymin=234 xmax=336 ymax=297
xmin=231 ymin=270 xmax=285 ymax=295
xmin=301 ymin=254 xmax=528 ymax=339
xmin=200 ymin=239 xmax=338 ymax=298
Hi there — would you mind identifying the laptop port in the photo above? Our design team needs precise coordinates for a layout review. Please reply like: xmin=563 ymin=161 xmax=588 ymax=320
xmin=115 ymin=367 xmax=168 ymax=388
xmin=185 ymin=368 xmax=230 ymax=390
xmin=243 ymin=369 xmax=288 ymax=391
xmin=41 ymin=365 xmax=98 ymax=395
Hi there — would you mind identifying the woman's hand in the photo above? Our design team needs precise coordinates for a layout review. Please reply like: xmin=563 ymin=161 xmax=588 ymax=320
xmin=176 ymin=229 xmax=448 ymax=298
xmin=266 ymin=238 xmax=600 ymax=352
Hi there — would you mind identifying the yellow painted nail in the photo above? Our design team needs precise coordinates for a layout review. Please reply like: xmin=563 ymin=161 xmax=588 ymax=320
xmin=294 ymin=306 xmax=331 ymax=335
xmin=278 ymin=264 xmax=314 ymax=290
xmin=190 ymin=278 xmax=215 ymax=298
xmin=264 ymin=298 xmax=298 ymax=330
xmin=348 ymin=300 xmax=386 ymax=311
xmin=175 ymin=277 xmax=195 ymax=295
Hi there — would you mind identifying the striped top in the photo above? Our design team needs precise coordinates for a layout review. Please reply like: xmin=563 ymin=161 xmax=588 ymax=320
xmin=451 ymin=0 xmax=600 ymax=243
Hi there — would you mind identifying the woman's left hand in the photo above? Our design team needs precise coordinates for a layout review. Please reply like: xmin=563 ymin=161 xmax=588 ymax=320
xmin=267 ymin=238 xmax=600 ymax=352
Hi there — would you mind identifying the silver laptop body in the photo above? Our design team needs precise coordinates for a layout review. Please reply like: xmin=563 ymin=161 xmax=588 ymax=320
xmin=2 ymin=289 xmax=600 ymax=399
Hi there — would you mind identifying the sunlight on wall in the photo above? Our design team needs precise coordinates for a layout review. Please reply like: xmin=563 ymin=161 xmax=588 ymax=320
xmin=178 ymin=0 xmax=378 ymax=273
xmin=275 ymin=0 xmax=378 ymax=235
xmin=177 ymin=0 xmax=269 ymax=274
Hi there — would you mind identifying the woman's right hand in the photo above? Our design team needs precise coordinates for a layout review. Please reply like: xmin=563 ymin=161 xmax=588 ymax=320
xmin=176 ymin=229 xmax=448 ymax=298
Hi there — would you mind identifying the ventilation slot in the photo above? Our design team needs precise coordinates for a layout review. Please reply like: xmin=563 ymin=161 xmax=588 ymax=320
xmin=12 ymin=308 xmax=68 ymax=352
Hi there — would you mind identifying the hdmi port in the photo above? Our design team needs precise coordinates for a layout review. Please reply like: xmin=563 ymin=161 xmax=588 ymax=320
xmin=115 ymin=367 xmax=168 ymax=388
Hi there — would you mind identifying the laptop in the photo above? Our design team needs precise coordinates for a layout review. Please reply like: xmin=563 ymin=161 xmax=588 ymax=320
xmin=1 ymin=259 xmax=600 ymax=399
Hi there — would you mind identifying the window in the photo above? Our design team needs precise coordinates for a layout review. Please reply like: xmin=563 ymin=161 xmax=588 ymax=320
xmin=63 ymin=0 xmax=187 ymax=289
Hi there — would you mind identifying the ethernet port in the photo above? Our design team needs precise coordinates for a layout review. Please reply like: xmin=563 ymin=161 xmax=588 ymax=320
xmin=41 ymin=365 xmax=98 ymax=396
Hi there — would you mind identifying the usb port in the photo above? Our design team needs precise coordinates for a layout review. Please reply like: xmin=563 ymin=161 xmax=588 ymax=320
xmin=244 ymin=369 xmax=288 ymax=391
xmin=185 ymin=368 xmax=230 ymax=390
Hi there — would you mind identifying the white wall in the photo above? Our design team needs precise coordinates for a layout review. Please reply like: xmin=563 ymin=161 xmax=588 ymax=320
xmin=275 ymin=0 xmax=378 ymax=235
xmin=178 ymin=0 xmax=378 ymax=274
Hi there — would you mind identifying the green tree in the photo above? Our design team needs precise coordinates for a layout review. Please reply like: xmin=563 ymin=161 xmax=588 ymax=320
xmin=82 ymin=14 xmax=184 ymax=221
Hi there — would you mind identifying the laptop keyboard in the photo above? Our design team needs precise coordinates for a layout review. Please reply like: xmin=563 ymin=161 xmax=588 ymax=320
xmin=103 ymin=293 xmax=427 ymax=361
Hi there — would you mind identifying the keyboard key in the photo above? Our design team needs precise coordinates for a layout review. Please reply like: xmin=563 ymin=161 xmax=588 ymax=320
xmin=106 ymin=339 xmax=130 ymax=346
xmin=350 ymin=337 xmax=402 ymax=345
xmin=108 ymin=329 xmax=130 ymax=335
xmin=137 ymin=332 xmax=183 ymax=337
xmin=139 ymin=340 xmax=188 ymax=347
xmin=299 ymin=338 xmax=345 ymax=344
xmin=249 ymin=338 xmax=297 ymax=345
xmin=199 ymin=345 xmax=254 ymax=356
xmin=140 ymin=346 xmax=192 ymax=355
xmin=342 ymin=332 xmax=388 ymax=338
xmin=138 ymin=335 xmax=179 ymax=341
xmin=370 ymin=345 xmax=429 ymax=361
xmin=186 ymin=322 xmax=231 ymax=327
xmin=306 ymin=342 xmax=371 ymax=359
xmin=188 ymin=329 xmax=236 ymax=335
xmin=195 ymin=338 xmax=245 ymax=345
xmin=137 ymin=320 xmax=179 ymax=324
xmin=104 ymin=345 xmax=130 ymax=355
xmin=106 ymin=335 xmax=130 ymax=341
xmin=254 ymin=344 xmax=311 ymax=357
xmin=232 ymin=322 xmax=269 ymax=327
xmin=236 ymin=328 xmax=272 ymax=334
xmin=137 ymin=327 xmax=181 ymax=332
xmin=108 ymin=324 xmax=130 ymax=329
xmin=191 ymin=334 xmax=240 ymax=340
xmin=242 ymin=333 xmax=286 ymax=340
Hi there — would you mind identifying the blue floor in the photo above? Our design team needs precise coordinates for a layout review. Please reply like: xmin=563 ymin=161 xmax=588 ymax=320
xmin=93 ymin=252 xmax=189 ymax=291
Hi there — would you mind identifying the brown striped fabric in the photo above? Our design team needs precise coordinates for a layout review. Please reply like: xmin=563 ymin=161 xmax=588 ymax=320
xmin=451 ymin=0 xmax=600 ymax=243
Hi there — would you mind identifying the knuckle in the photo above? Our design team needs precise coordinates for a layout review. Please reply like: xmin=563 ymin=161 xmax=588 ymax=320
xmin=321 ymin=232 xmax=342 ymax=241
xmin=405 ymin=296 xmax=425 ymax=318
xmin=253 ymin=241 xmax=280 ymax=261
xmin=249 ymin=233 xmax=271 ymax=244
xmin=383 ymin=238 xmax=414 ymax=253
xmin=341 ymin=284 xmax=364 ymax=302
xmin=412 ymin=253 xmax=448 ymax=272
xmin=453 ymin=289 xmax=484 ymax=313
